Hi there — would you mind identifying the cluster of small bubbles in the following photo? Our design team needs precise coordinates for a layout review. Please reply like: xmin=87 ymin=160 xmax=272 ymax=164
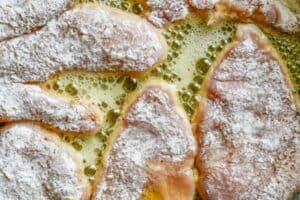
xmin=89 ymin=0 xmax=145 ymax=14
xmin=221 ymin=24 xmax=234 ymax=33
xmin=94 ymin=127 xmax=120 ymax=168
xmin=94 ymin=147 xmax=104 ymax=158
xmin=179 ymin=89 xmax=201 ymax=116
xmin=267 ymin=32 xmax=300 ymax=95
xmin=93 ymin=129 xmax=110 ymax=160
xmin=98 ymin=101 xmax=108 ymax=110
xmin=115 ymin=93 xmax=126 ymax=106
xmin=179 ymin=23 xmax=236 ymax=117
xmin=96 ymin=130 xmax=109 ymax=144
xmin=52 ymin=74 xmax=120 ymax=99
xmin=151 ymin=23 xmax=192 ymax=82
xmin=92 ymin=0 xmax=125 ymax=9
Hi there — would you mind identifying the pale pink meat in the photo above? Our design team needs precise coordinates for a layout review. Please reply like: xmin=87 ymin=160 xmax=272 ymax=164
xmin=195 ymin=25 xmax=300 ymax=200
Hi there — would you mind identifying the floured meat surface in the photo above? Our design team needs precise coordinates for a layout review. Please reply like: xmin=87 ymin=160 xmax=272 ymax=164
xmin=188 ymin=0 xmax=219 ymax=9
xmin=144 ymin=0 xmax=299 ymax=32
xmin=0 ymin=0 xmax=73 ymax=41
xmin=144 ymin=0 xmax=218 ymax=27
xmin=0 ymin=83 xmax=102 ymax=134
xmin=145 ymin=0 xmax=189 ymax=27
xmin=194 ymin=25 xmax=300 ymax=200
xmin=0 ymin=4 xmax=167 ymax=83
xmin=144 ymin=0 xmax=220 ymax=26
xmin=0 ymin=124 xmax=90 ymax=200
xmin=93 ymin=83 xmax=196 ymax=200
xmin=215 ymin=0 xmax=300 ymax=33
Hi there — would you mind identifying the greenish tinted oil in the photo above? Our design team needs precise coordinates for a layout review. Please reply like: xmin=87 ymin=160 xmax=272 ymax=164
xmin=175 ymin=21 xmax=236 ymax=117
xmin=150 ymin=23 xmax=192 ymax=83
xmin=266 ymin=32 xmax=300 ymax=95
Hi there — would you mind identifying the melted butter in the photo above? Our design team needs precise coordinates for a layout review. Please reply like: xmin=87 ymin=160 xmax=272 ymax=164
xmin=40 ymin=0 xmax=300 ymax=198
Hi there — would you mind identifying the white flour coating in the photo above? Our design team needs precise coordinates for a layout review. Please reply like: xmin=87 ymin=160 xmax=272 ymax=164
xmin=0 ymin=124 xmax=89 ymax=200
xmin=195 ymin=25 xmax=300 ymax=200
xmin=188 ymin=0 xmax=220 ymax=9
xmin=146 ymin=0 xmax=189 ymax=27
xmin=218 ymin=0 xmax=300 ymax=32
xmin=0 ymin=0 xmax=73 ymax=41
xmin=0 ymin=4 xmax=167 ymax=83
xmin=94 ymin=85 xmax=196 ymax=200
xmin=145 ymin=0 xmax=299 ymax=32
xmin=0 ymin=83 xmax=102 ymax=134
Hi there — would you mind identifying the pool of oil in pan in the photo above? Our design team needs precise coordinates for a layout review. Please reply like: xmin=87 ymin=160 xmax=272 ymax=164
xmin=41 ymin=0 xmax=300 ymax=193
